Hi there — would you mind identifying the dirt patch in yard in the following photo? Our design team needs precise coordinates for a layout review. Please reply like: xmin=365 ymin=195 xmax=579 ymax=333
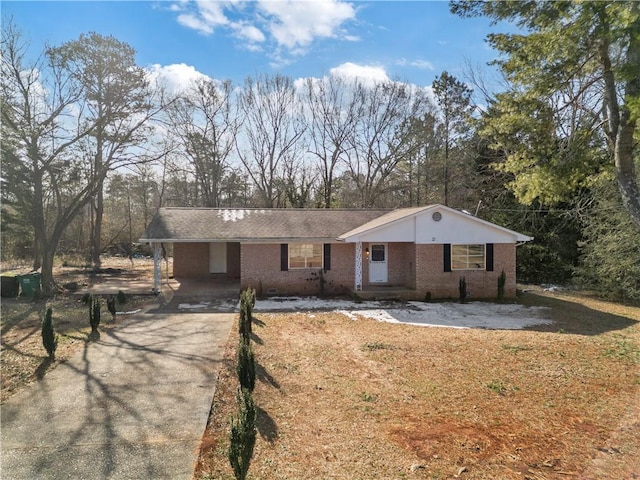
xmin=1 ymin=257 xmax=158 ymax=402
xmin=196 ymin=290 xmax=640 ymax=480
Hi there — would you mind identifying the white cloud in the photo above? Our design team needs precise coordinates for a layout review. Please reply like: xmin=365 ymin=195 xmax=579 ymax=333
xmin=397 ymin=58 xmax=435 ymax=71
xmin=196 ymin=0 xmax=229 ymax=26
xmin=231 ymin=22 xmax=266 ymax=43
xmin=258 ymin=0 xmax=356 ymax=49
xmin=173 ymin=0 xmax=230 ymax=35
xmin=146 ymin=63 xmax=211 ymax=94
xmin=172 ymin=0 xmax=357 ymax=58
xmin=177 ymin=13 xmax=214 ymax=34
xmin=330 ymin=62 xmax=390 ymax=84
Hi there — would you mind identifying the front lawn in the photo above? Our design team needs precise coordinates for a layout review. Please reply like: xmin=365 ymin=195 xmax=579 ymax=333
xmin=197 ymin=290 xmax=639 ymax=480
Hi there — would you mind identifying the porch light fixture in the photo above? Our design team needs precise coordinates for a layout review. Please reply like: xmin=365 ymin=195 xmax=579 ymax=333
xmin=365 ymin=247 xmax=369 ymax=256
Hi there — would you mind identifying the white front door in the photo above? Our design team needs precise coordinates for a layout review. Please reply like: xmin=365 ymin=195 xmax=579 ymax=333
xmin=369 ymin=243 xmax=388 ymax=283
xmin=209 ymin=242 xmax=227 ymax=273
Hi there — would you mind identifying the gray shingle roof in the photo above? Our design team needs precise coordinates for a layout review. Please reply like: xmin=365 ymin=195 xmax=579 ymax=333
xmin=140 ymin=208 xmax=391 ymax=242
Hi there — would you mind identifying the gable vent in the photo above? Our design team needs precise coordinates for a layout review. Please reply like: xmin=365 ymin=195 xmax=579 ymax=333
xmin=432 ymin=212 xmax=442 ymax=222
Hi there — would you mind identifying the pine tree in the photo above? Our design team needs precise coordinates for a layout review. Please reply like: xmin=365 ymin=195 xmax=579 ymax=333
xmin=459 ymin=277 xmax=468 ymax=303
xmin=239 ymin=289 xmax=254 ymax=341
xmin=41 ymin=307 xmax=57 ymax=360
xmin=228 ymin=387 xmax=257 ymax=480
xmin=497 ymin=270 xmax=507 ymax=301
xmin=236 ymin=338 xmax=256 ymax=392
xmin=89 ymin=295 xmax=101 ymax=338
xmin=107 ymin=295 xmax=117 ymax=321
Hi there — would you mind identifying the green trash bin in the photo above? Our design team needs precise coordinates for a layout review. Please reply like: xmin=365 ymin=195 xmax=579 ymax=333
xmin=1 ymin=273 xmax=20 ymax=297
xmin=18 ymin=272 xmax=41 ymax=297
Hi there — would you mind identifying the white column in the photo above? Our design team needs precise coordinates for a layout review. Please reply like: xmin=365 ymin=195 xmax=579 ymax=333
xmin=355 ymin=241 xmax=363 ymax=291
xmin=152 ymin=242 xmax=162 ymax=295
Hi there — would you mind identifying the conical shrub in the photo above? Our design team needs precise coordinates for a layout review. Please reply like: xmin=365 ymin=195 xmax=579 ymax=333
xmin=236 ymin=338 xmax=256 ymax=392
xmin=41 ymin=307 xmax=58 ymax=360
xmin=228 ymin=387 xmax=257 ymax=480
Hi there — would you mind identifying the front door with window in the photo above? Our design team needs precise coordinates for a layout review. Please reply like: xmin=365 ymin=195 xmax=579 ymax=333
xmin=369 ymin=243 xmax=388 ymax=283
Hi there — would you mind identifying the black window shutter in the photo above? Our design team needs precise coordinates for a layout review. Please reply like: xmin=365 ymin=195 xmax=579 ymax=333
xmin=323 ymin=244 xmax=331 ymax=271
xmin=486 ymin=243 xmax=494 ymax=271
xmin=444 ymin=244 xmax=451 ymax=272
xmin=280 ymin=244 xmax=288 ymax=271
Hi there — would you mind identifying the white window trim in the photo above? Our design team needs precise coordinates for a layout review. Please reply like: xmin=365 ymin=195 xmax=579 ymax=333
xmin=288 ymin=243 xmax=323 ymax=270
xmin=451 ymin=244 xmax=486 ymax=271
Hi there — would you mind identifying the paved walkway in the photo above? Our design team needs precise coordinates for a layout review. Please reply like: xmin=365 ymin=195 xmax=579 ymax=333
xmin=1 ymin=308 xmax=234 ymax=479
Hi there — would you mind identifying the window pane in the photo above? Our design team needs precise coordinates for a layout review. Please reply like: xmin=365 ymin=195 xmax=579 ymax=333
xmin=371 ymin=245 xmax=385 ymax=262
xmin=451 ymin=244 xmax=485 ymax=270
xmin=290 ymin=256 xmax=306 ymax=269
xmin=289 ymin=243 xmax=323 ymax=269
xmin=452 ymin=259 xmax=468 ymax=269
xmin=452 ymin=245 xmax=468 ymax=256
xmin=307 ymin=255 xmax=323 ymax=268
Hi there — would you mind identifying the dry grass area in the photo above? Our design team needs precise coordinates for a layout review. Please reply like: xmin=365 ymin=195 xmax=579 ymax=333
xmin=1 ymin=257 xmax=156 ymax=402
xmin=197 ymin=290 xmax=640 ymax=480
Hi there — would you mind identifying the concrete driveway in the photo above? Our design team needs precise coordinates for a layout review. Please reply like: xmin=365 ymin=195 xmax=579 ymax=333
xmin=1 ymin=308 xmax=234 ymax=480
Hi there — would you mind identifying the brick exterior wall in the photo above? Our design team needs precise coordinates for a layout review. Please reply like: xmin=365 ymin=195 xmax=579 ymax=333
xmin=176 ymin=240 xmax=518 ymax=299
xmin=415 ymin=243 xmax=517 ymax=299
xmin=173 ymin=242 xmax=241 ymax=279
xmin=240 ymin=243 xmax=355 ymax=296
xmin=227 ymin=242 xmax=241 ymax=278
xmin=174 ymin=242 xmax=209 ymax=278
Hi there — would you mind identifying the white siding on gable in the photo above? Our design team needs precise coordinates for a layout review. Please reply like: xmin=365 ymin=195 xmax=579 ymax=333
xmin=356 ymin=217 xmax=416 ymax=242
xmin=415 ymin=209 xmax=519 ymax=244
xmin=338 ymin=204 xmax=532 ymax=244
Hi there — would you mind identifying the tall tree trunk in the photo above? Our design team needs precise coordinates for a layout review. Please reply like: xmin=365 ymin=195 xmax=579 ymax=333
xmin=32 ymin=160 xmax=45 ymax=272
xmin=39 ymin=217 xmax=68 ymax=294
xmin=91 ymin=182 xmax=104 ymax=269
xmin=40 ymin=246 xmax=57 ymax=296
xmin=600 ymin=13 xmax=640 ymax=228
xmin=615 ymin=115 xmax=640 ymax=228
xmin=32 ymin=235 xmax=42 ymax=271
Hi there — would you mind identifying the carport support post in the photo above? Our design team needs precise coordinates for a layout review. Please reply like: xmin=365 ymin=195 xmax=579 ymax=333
xmin=355 ymin=241 xmax=363 ymax=291
xmin=152 ymin=242 xmax=162 ymax=295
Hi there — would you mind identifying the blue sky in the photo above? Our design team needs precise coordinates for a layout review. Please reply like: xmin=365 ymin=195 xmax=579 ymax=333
xmin=2 ymin=1 xmax=509 ymax=92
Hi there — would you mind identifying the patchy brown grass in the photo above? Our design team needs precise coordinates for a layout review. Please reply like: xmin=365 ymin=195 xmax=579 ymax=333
xmin=196 ymin=290 xmax=640 ymax=480
xmin=1 ymin=257 xmax=156 ymax=402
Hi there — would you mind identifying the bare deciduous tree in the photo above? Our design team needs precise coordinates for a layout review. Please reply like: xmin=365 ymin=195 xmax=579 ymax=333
xmin=49 ymin=32 xmax=157 ymax=269
xmin=168 ymin=78 xmax=238 ymax=207
xmin=345 ymin=79 xmax=431 ymax=207
xmin=236 ymin=74 xmax=306 ymax=207
xmin=302 ymin=74 xmax=360 ymax=208
xmin=1 ymin=24 xmax=159 ymax=293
